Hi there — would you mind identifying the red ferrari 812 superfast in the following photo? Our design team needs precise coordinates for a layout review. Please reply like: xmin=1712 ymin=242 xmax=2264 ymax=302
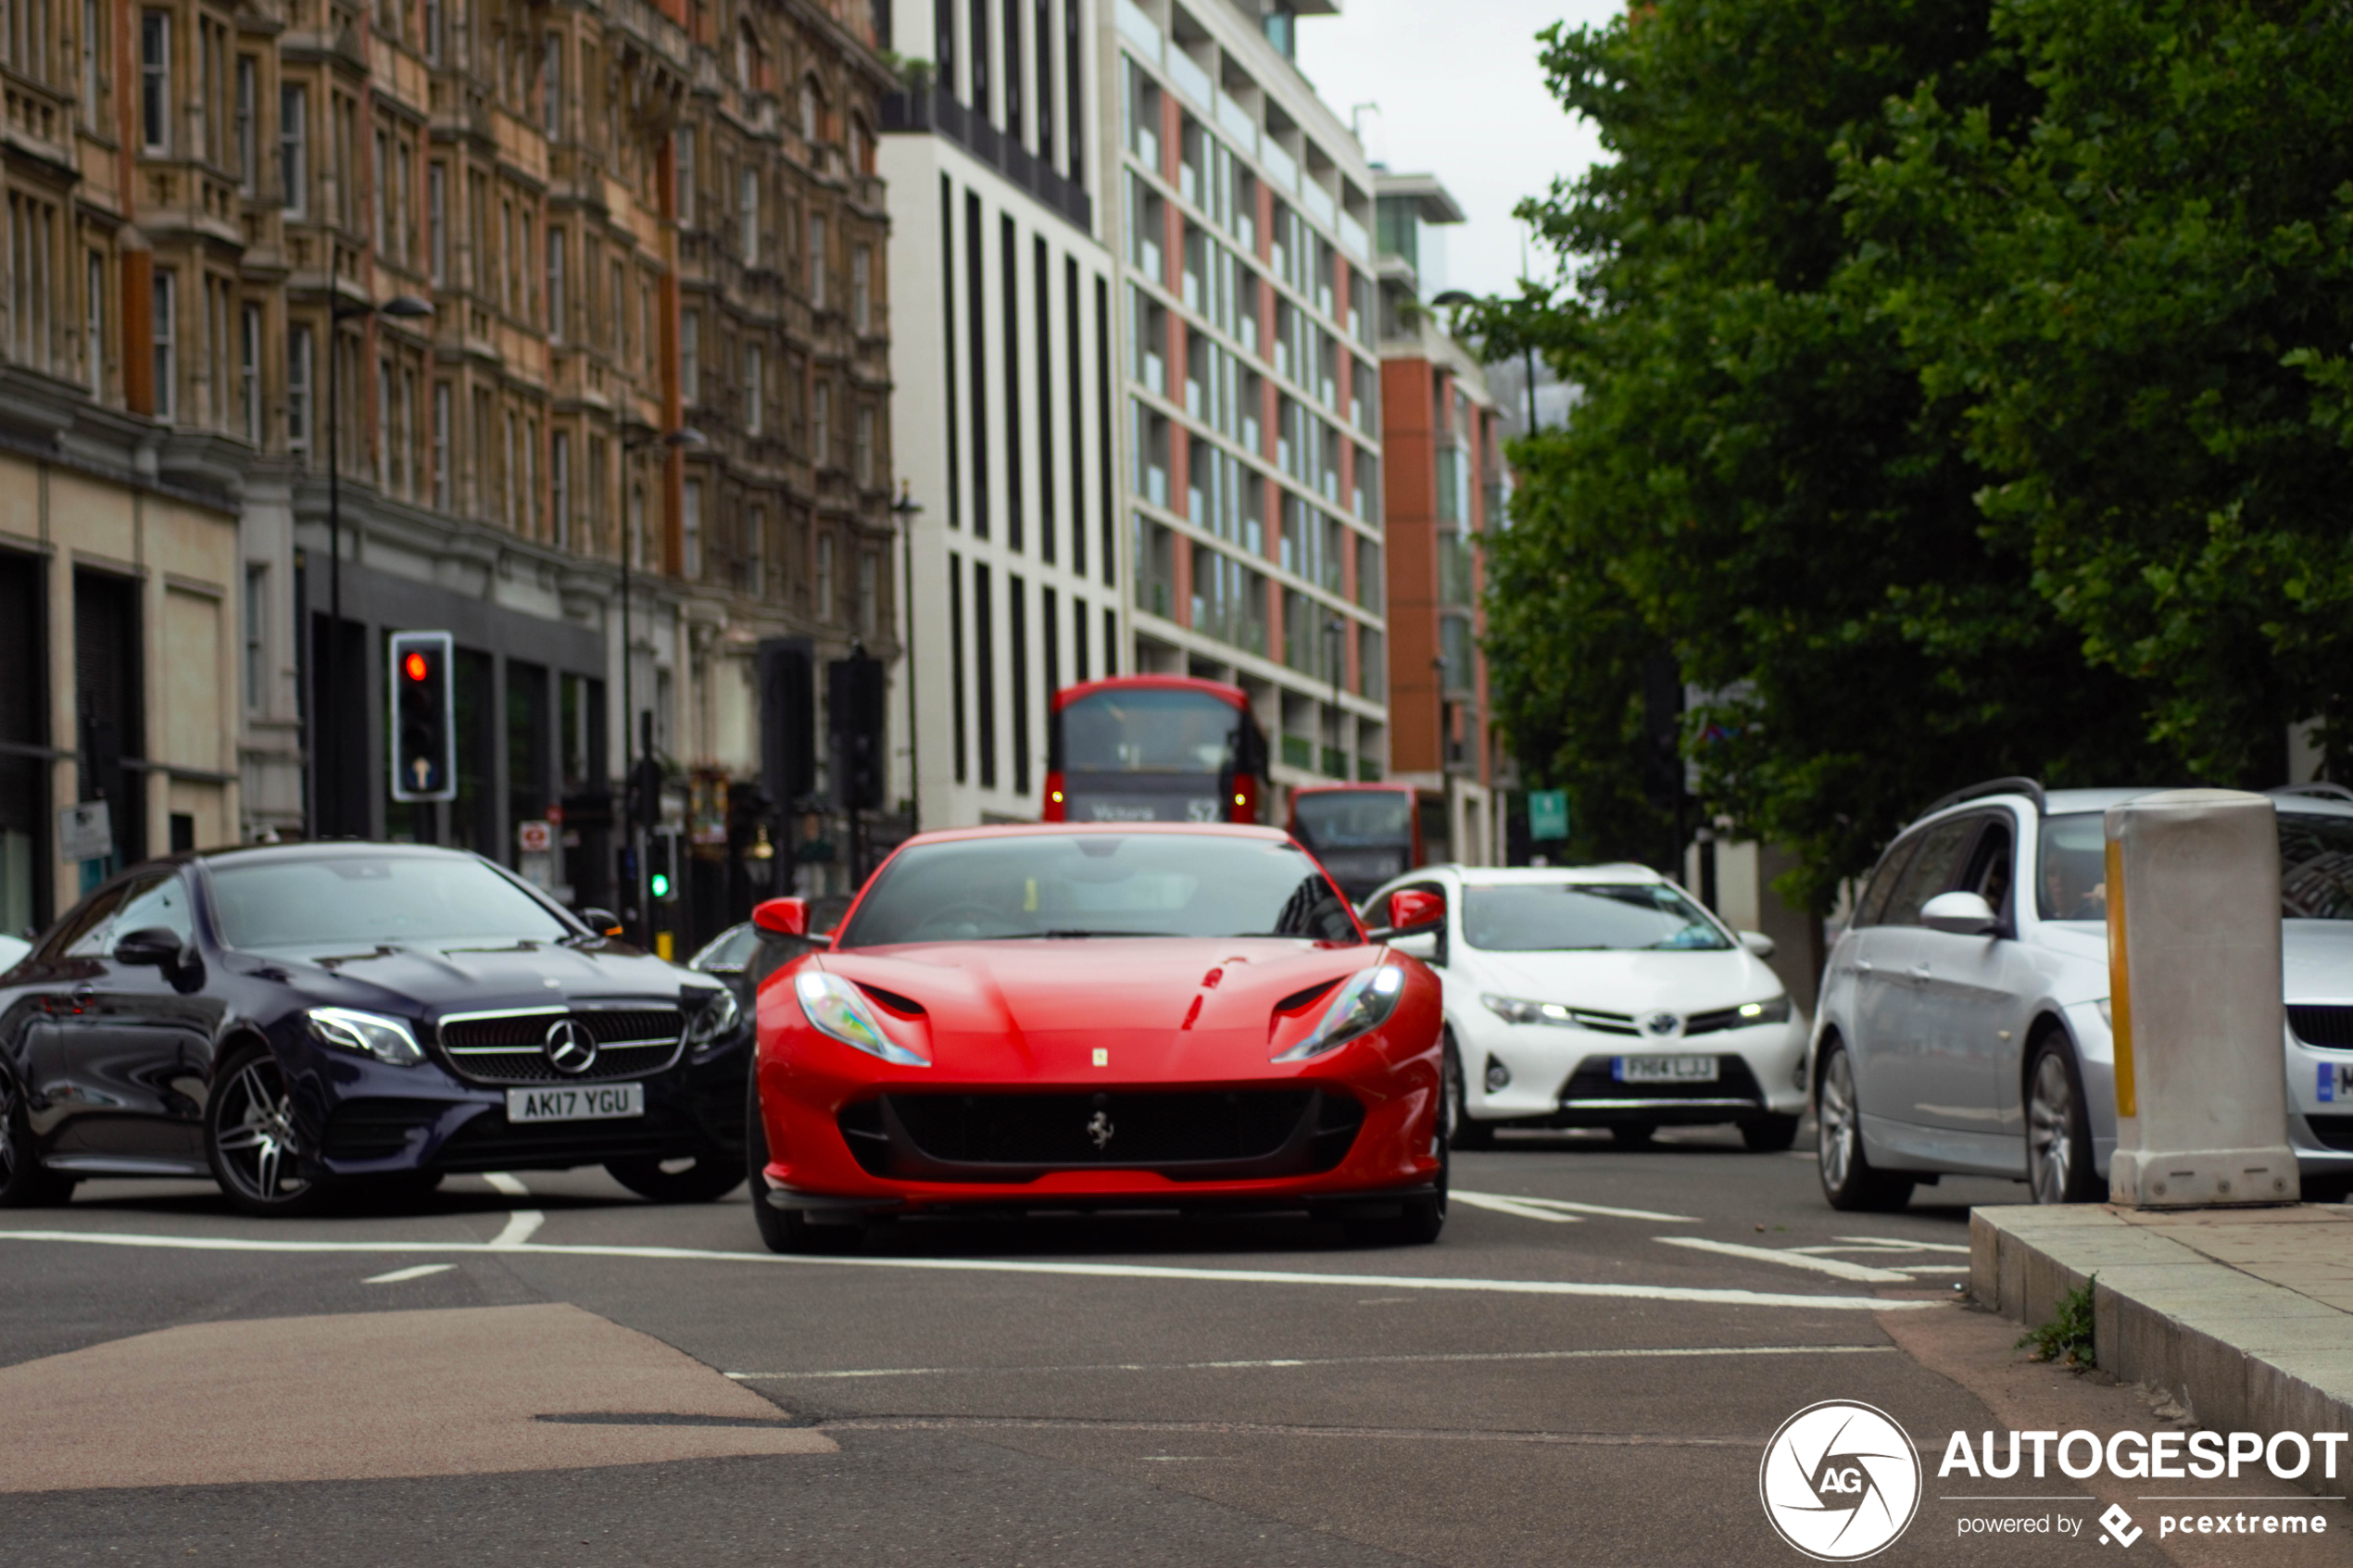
xmin=743 ymin=824 xmax=1447 ymax=1251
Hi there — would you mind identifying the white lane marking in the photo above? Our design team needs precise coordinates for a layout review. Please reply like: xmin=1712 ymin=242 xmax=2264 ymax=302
xmin=1891 ymin=1262 xmax=1969 ymax=1273
xmin=1453 ymin=1191 xmax=1700 ymax=1223
xmin=724 ymin=1344 xmax=1900 ymax=1381
xmin=0 ymin=1230 xmax=1941 ymax=1311
xmin=1453 ymin=1192 xmax=1582 ymax=1223
xmin=1831 ymin=1236 xmax=1971 ymax=1253
xmin=482 ymin=1172 xmax=544 ymax=1248
xmin=1654 ymin=1236 xmax=1915 ymax=1284
xmin=363 ymin=1262 xmax=456 ymax=1285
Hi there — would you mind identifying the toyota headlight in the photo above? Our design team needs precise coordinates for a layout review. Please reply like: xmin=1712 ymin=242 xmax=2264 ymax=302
xmin=306 ymin=1007 xmax=424 ymax=1067
xmin=1732 ymin=996 xmax=1793 ymax=1026
xmin=1275 ymin=962 xmax=1406 ymax=1062
xmin=1482 ymin=994 xmax=1574 ymax=1026
xmin=684 ymin=986 xmax=743 ymax=1057
xmin=794 ymin=971 xmax=928 ymax=1066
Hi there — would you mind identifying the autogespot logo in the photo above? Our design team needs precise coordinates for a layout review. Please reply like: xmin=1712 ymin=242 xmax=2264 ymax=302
xmin=1760 ymin=1400 xmax=1923 ymax=1562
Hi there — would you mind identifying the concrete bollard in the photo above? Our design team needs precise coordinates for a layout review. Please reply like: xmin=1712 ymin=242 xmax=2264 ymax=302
xmin=2106 ymin=789 xmax=2298 ymax=1207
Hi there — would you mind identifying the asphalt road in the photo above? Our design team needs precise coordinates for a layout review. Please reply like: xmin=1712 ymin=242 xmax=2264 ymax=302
xmin=5 ymin=1129 xmax=2348 ymax=1567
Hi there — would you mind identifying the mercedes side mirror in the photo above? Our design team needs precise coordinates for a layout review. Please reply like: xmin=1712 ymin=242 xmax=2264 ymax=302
xmin=1740 ymin=931 xmax=1777 ymax=960
xmin=1920 ymin=890 xmax=1999 ymax=936
xmin=113 ymin=927 xmax=187 ymax=969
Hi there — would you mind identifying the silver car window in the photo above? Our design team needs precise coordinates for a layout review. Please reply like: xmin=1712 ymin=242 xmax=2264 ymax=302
xmin=1879 ymin=818 xmax=1976 ymax=927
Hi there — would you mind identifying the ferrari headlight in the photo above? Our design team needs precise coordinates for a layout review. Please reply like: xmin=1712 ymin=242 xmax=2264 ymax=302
xmin=306 ymin=1007 xmax=424 ymax=1067
xmin=1275 ymin=962 xmax=1406 ymax=1062
xmin=684 ymin=986 xmax=743 ymax=1056
xmin=794 ymin=971 xmax=928 ymax=1066
xmin=1482 ymin=994 xmax=1574 ymax=1026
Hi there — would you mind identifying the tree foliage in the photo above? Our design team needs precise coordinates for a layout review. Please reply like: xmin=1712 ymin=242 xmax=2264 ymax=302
xmin=1480 ymin=0 xmax=2346 ymax=909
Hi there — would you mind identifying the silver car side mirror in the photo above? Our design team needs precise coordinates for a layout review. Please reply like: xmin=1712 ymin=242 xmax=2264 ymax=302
xmin=1739 ymin=930 xmax=1776 ymax=960
xmin=1920 ymin=889 xmax=1999 ymax=935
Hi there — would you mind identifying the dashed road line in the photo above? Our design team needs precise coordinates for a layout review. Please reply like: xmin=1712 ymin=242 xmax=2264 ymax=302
xmin=0 ymin=1228 xmax=1940 ymax=1310
xmin=724 ymin=1343 xmax=1899 ymax=1381
xmin=364 ymin=1262 xmax=456 ymax=1285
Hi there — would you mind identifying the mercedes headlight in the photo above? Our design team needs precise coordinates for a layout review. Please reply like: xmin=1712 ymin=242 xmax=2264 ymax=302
xmin=684 ymin=986 xmax=743 ymax=1057
xmin=794 ymin=971 xmax=928 ymax=1066
xmin=306 ymin=1007 xmax=424 ymax=1067
xmin=1482 ymin=994 xmax=1573 ymax=1026
xmin=1275 ymin=962 xmax=1406 ymax=1062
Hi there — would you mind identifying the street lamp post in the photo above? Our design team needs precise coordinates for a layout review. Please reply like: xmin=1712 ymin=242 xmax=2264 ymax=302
xmin=321 ymin=294 xmax=432 ymax=839
xmin=618 ymin=425 xmax=704 ymax=948
xmin=889 ymin=483 xmax=923 ymax=835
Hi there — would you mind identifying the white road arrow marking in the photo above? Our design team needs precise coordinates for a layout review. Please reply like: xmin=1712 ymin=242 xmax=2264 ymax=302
xmin=1453 ymin=1192 xmax=1582 ymax=1223
xmin=484 ymin=1172 xmax=544 ymax=1248
xmin=1654 ymin=1236 xmax=1915 ymax=1284
xmin=1454 ymin=1191 xmax=1700 ymax=1223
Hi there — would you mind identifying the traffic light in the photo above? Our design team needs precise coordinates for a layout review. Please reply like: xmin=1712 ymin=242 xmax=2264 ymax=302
xmin=829 ymin=652 xmax=887 ymax=810
xmin=647 ymin=833 xmax=676 ymax=900
xmin=627 ymin=756 xmax=666 ymax=829
xmin=388 ymin=631 xmax=457 ymax=802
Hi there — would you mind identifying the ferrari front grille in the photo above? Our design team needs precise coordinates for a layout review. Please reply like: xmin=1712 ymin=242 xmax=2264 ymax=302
xmin=839 ymin=1088 xmax=1365 ymax=1183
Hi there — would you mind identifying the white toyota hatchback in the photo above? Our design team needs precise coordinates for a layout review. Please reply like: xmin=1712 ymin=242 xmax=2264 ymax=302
xmin=1361 ymin=865 xmax=1810 ymax=1150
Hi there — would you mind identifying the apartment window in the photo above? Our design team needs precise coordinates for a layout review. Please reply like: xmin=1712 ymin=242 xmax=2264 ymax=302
xmin=1000 ymin=215 xmax=1022 ymax=550
xmin=1072 ymin=593 xmax=1089 ymax=684
xmin=84 ymin=249 xmax=103 ymax=397
xmin=544 ymin=225 xmax=563 ymax=338
xmin=738 ymin=168 xmax=758 ymax=264
xmin=683 ymin=479 xmax=702 ymax=578
xmin=427 ymin=162 xmax=447 ymax=283
xmin=240 ymin=303 xmax=260 ymax=441
xmin=520 ymin=211 xmax=535 ymax=324
xmin=286 ymin=323 xmax=311 ymax=459
xmin=1008 ymin=573 xmax=1028 ymax=795
xmin=150 ymin=270 xmax=175 ymax=420
xmin=974 ymin=562 xmax=996 ymax=789
xmin=7 ymin=193 xmax=55 ymax=373
xmin=675 ymin=128 xmax=695 ymax=227
xmin=501 ymin=409 xmax=517 ymax=523
xmin=815 ymin=531 xmax=835 ymax=621
xmin=549 ymin=429 xmax=570 ymax=548
xmin=1034 ymin=234 xmax=1053 ymax=564
xmin=807 ymin=214 xmax=826 ymax=307
xmin=858 ymin=552 xmax=877 ymax=641
xmin=541 ymin=32 xmax=561 ymax=136
xmin=609 ymin=258 xmax=623 ymax=358
xmin=82 ymin=0 xmax=99 ymax=128
xmin=851 ymin=243 xmax=871 ymax=332
xmin=853 ymin=406 xmax=873 ymax=487
xmin=965 ymin=187 xmax=989 ymax=538
xmin=499 ymin=200 xmax=515 ymax=313
xmin=744 ymin=343 xmax=762 ymax=436
xmin=242 ymin=565 xmax=267 ymax=711
xmin=233 ymin=56 xmax=256 ymax=191
xmin=279 ymin=85 xmax=307 ymax=215
xmin=949 ymin=553 xmax=966 ymax=782
xmin=432 ymin=381 xmax=451 ymax=507
xmin=679 ymin=307 xmax=698 ymax=404
xmin=373 ymin=129 xmax=390 ymax=248
xmin=812 ymin=380 xmax=829 ymax=468
xmin=139 ymin=10 xmax=168 ymax=153
xmin=422 ymin=0 xmax=440 ymax=60
xmin=1066 ymin=257 xmax=1086 ymax=576
xmin=746 ymin=506 xmax=764 ymax=596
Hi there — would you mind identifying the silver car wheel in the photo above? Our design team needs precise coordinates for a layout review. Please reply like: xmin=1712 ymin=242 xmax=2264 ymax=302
xmin=1818 ymin=1049 xmax=1857 ymax=1192
xmin=211 ymin=1058 xmax=310 ymax=1203
xmin=2028 ymin=1049 xmax=2076 ymax=1205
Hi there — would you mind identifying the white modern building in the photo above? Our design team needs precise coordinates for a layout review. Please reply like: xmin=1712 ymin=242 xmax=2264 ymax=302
xmin=880 ymin=0 xmax=1390 ymax=827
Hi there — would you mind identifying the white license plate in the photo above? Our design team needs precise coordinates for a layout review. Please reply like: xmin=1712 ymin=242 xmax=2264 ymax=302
xmin=1615 ymin=1055 xmax=1718 ymax=1084
xmin=506 ymin=1083 xmax=644 ymax=1123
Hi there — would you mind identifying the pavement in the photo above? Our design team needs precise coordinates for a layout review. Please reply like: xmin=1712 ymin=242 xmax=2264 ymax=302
xmin=6 ymin=1130 xmax=2352 ymax=1565
xmin=1973 ymin=1200 xmax=2353 ymax=1475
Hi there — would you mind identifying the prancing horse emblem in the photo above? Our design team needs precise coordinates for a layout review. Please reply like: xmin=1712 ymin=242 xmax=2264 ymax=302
xmin=1086 ymin=1110 xmax=1115 ymax=1150
xmin=544 ymin=1018 xmax=598 ymax=1074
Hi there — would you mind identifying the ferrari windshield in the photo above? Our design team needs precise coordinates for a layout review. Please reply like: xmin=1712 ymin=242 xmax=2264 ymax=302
xmin=837 ymin=833 xmax=1361 ymax=946
xmin=209 ymin=853 xmax=573 ymax=950
xmin=1460 ymin=883 xmax=1731 ymax=952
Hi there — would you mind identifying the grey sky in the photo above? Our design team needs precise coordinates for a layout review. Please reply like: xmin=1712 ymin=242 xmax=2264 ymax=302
xmin=1298 ymin=0 xmax=1624 ymax=298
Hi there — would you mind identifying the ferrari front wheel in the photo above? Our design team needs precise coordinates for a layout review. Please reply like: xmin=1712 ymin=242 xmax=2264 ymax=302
xmin=745 ymin=1057 xmax=861 ymax=1255
xmin=1346 ymin=1139 xmax=1447 ymax=1247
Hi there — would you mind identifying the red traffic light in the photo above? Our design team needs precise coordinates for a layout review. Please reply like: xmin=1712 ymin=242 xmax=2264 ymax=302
xmin=403 ymin=651 xmax=429 ymax=683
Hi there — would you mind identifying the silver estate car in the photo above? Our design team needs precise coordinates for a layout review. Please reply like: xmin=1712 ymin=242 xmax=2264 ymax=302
xmin=1812 ymin=779 xmax=2353 ymax=1210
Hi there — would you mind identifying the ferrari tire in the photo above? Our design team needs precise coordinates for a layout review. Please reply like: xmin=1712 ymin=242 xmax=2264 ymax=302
xmin=1346 ymin=1137 xmax=1447 ymax=1247
xmin=745 ymin=1056 xmax=862 ymax=1255
xmin=1740 ymin=1113 xmax=1801 ymax=1153
xmin=606 ymin=1152 xmax=747 ymax=1205
xmin=1816 ymin=1039 xmax=1913 ymax=1212
xmin=0 ymin=1071 xmax=76 ymax=1208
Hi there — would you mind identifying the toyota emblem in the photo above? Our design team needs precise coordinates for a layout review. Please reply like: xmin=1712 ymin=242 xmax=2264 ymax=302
xmin=1642 ymin=1011 xmax=1680 ymax=1038
xmin=544 ymin=1018 xmax=598 ymax=1074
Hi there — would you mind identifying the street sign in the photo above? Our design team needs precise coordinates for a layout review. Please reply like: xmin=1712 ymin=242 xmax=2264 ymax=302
xmin=516 ymin=820 xmax=554 ymax=854
xmin=57 ymin=800 xmax=112 ymax=862
xmin=1529 ymin=789 xmax=1570 ymax=842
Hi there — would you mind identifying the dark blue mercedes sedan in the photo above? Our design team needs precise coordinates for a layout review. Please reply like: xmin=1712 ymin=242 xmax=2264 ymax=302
xmin=0 ymin=843 xmax=749 ymax=1215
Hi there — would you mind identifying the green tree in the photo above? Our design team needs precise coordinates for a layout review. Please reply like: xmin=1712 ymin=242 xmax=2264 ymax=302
xmin=1478 ymin=0 xmax=2170 ymax=910
xmin=1850 ymin=0 xmax=2353 ymax=783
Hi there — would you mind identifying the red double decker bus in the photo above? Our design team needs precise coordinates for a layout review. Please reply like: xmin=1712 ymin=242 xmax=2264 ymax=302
xmin=1044 ymin=676 xmax=1269 ymax=824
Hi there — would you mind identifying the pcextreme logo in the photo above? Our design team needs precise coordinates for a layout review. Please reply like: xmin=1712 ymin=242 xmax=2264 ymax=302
xmin=1759 ymin=1400 xmax=1924 ymax=1562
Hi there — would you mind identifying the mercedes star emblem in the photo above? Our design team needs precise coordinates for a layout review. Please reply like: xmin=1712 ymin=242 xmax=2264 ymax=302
xmin=544 ymin=1018 xmax=598 ymax=1074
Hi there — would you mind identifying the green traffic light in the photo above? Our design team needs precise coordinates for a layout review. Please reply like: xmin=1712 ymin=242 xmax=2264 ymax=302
xmin=649 ymin=872 xmax=672 ymax=898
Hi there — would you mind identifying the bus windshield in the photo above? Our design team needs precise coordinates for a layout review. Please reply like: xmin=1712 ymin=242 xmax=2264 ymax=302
xmin=1291 ymin=789 xmax=1416 ymax=903
xmin=1062 ymin=687 xmax=1245 ymax=774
